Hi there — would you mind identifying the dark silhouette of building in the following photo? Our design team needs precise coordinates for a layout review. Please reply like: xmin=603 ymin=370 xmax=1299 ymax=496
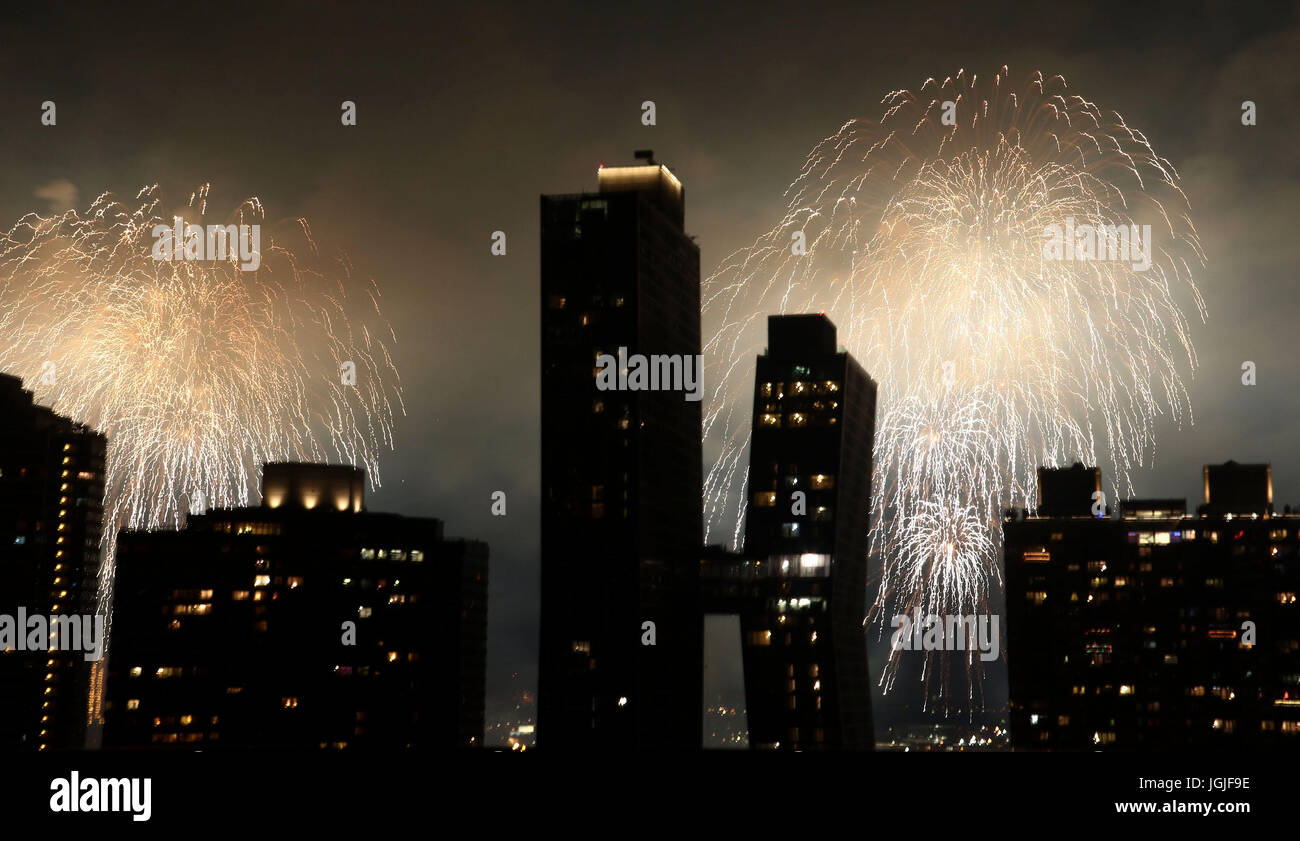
xmin=538 ymin=151 xmax=703 ymax=748
xmin=1035 ymin=462 xmax=1103 ymax=517
xmin=0 ymin=373 xmax=107 ymax=750
xmin=1005 ymin=461 xmax=1300 ymax=749
xmin=104 ymin=463 xmax=487 ymax=749
xmin=703 ymin=314 xmax=877 ymax=749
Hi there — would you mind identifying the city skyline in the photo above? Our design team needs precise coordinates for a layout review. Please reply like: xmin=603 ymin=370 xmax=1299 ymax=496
xmin=1 ymin=0 xmax=1299 ymax=742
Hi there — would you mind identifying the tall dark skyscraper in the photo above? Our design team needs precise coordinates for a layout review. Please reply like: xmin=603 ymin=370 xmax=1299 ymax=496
xmin=704 ymin=314 xmax=877 ymax=749
xmin=1005 ymin=461 xmax=1300 ymax=749
xmin=538 ymin=152 xmax=704 ymax=748
xmin=104 ymin=463 xmax=487 ymax=749
xmin=0 ymin=373 xmax=107 ymax=750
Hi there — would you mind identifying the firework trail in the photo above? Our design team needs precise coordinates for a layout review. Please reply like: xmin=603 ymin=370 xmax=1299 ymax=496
xmin=0 ymin=183 xmax=404 ymax=633
xmin=703 ymin=68 xmax=1205 ymax=709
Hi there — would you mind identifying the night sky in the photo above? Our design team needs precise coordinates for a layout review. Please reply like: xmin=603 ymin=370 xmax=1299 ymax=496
xmin=2 ymin=0 xmax=1297 ymax=735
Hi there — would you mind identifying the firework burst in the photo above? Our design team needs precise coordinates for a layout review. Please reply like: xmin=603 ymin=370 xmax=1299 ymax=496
xmin=0 ymin=183 xmax=403 ymax=628
xmin=703 ymin=68 xmax=1205 ymax=709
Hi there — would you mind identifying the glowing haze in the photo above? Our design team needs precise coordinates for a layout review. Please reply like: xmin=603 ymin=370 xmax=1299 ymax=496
xmin=0 ymin=183 xmax=404 ymax=628
xmin=702 ymin=68 xmax=1205 ymax=709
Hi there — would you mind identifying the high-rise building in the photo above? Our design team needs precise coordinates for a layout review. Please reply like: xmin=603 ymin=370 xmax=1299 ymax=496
xmin=1005 ymin=461 xmax=1300 ymax=749
xmin=0 ymin=373 xmax=107 ymax=750
xmin=104 ymin=463 xmax=487 ymax=749
xmin=538 ymin=151 xmax=703 ymax=748
xmin=703 ymin=314 xmax=878 ymax=749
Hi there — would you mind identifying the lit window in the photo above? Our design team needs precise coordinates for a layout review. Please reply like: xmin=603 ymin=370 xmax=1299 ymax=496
xmin=808 ymin=474 xmax=835 ymax=490
xmin=254 ymin=575 xmax=271 ymax=587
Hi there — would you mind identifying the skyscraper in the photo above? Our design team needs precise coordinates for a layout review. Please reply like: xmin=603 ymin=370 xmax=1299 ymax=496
xmin=104 ymin=462 xmax=487 ymax=749
xmin=539 ymin=151 xmax=703 ymax=748
xmin=0 ymin=373 xmax=107 ymax=750
xmin=1005 ymin=461 xmax=1300 ymax=749
xmin=703 ymin=314 xmax=877 ymax=749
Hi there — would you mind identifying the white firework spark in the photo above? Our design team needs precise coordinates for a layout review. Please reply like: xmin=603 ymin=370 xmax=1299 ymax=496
xmin=703 ymin=67 xmax=1205 ymax=709
xmin=0 ymin=183 xmax=403 ymax=634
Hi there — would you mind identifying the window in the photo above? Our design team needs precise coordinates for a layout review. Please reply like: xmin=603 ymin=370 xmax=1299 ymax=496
xmin=572 ymin=641 xmax=591 ymax=653
xmin=809 ymin=474 xmax=834 ymax=490
xmin=753 ymin=491 xmax=777 ymax=507
xmin=746 ymin=630 xmax=772 ymax=647
xmin=781 ymin=523 xmax=801 ymax=538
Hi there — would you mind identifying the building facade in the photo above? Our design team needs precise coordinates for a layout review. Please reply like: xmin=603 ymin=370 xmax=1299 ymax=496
xmin=0 ymin=373 xmax=107 ymax=750
xmin=1005 ymin=461 xmax=1300 ymax=749
xmin=104 ymin=463 xmax=487 ymax=749
xmin=539 ymin=151 xmax=704 ymax=748
xmin=703 ymin=314 xmax=877 ymax=749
